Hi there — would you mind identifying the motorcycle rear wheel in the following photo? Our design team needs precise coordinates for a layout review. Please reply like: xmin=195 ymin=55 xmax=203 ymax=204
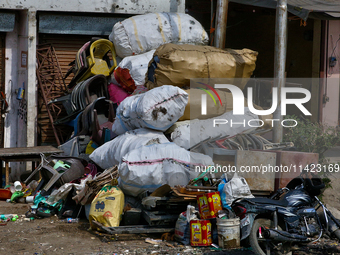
xmin=326 ymin=210 xmax=340 ymax=241
xmin=249 ymin=218 xmax=291 ymax=255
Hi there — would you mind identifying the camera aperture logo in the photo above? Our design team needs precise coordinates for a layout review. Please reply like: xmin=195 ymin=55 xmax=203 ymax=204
xmin=197 ymin=83 xmax=311 ymax=128
xmin=197 ymin=82 xmax=223 ymax=115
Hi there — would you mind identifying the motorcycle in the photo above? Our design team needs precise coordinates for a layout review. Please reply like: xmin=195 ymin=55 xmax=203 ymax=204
xmin=231 ymin=166 xmax=340 ymax=255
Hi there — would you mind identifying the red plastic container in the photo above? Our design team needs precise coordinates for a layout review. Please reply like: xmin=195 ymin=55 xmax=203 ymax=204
xmin=197 ymin=191 xmax=222 ymax=219
xmin=190 ymin=219 xmax=212 ymax=246
xmin=0 ymin=189 xmax=11 ymax=200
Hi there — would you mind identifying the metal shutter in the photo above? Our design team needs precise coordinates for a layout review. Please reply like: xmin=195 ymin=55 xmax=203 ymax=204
xmin=38 ymin=34 xmax=94 ymax=145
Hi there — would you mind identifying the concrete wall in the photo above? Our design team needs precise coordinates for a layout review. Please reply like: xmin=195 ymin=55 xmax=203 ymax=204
xmin=322 ymin=20 xmax=340 ymax=127
xmin=3 ymin=10 xmax=29 ymax=180
xmin=1 ymin=0 xmax=185 ymax=14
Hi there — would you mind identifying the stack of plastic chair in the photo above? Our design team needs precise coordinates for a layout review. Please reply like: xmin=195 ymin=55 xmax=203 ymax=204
xmin=91 ymin=100 xmax=117 ymax=146
xmin=24 ymin=154 xmax=88 ymax=194
xmin=79 ymin=39 xmax=117 ymax=81
xmin=64 ymin=41 xmax=91 ymax=89
xmin=77 ymin=97 xmax=116 ymax=139
xmin=53 ymin=75 xmax=109 ymax=125
xmin=65 ymin=39 xmax=117 ymax=89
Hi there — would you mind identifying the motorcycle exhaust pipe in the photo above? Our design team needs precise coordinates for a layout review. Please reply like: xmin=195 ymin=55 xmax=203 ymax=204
xmin=263 ymin=228 xmax=310 ymax=242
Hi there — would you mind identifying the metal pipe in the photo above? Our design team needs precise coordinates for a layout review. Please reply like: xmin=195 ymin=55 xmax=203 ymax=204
xmin=273 ymin=209 xmax=278 ymax=230
xmin=273 ymin=0 xmax=288 ymax=143
xmin=214 ymin=0 xmax=228 ymax=49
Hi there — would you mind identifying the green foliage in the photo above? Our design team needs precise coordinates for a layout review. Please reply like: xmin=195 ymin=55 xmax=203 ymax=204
xmin=318 ymin=177 xmax=333 ymax=201
xmin=283 ymin=115 xmax=340 ymax=164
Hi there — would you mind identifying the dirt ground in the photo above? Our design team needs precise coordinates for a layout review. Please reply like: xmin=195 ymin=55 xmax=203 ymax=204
xmin=323 ymin=148 xmax=340 ymax=212
xmin=0 ymin=201 xmax=255 ymax=255
xmin=2 ymin=201 xmax=340 ymax=255
xmin=2 ymin=164 xmax=340 ymax=255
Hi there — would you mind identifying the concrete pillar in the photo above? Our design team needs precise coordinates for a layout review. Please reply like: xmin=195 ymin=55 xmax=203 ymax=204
xmin=4 ymin=24 xmax=19 ymax=149
xmin=26 ymin=9 xmax=37 ymax=148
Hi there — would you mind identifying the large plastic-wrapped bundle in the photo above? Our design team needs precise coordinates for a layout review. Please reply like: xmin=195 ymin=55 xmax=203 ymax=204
xmin=179 ymin=88 xmax=273 ymax=129
xmin=89 ymin=128 xmax=169 ymax=169
xmin=118 ymin=143 xmax=214 ymax=197
xmin=171 ymin=107 xmax=260 ymax=150
xmin=145 ymin=44 xmax=258 ymax=90
xmin=112 ymin=85 xmax=188 ymax=135
xmin=109 ymin=13 xmax=209 ymax=58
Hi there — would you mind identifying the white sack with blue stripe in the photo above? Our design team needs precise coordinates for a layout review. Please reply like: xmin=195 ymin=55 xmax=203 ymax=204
xmin=112 ymin=85 xmax=188 ymax=135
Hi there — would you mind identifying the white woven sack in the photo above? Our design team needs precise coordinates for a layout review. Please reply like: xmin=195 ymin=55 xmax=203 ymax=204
xmin=89 ymin=128 xmax=169 ymax=169
xmin=109 ymin=12 xmax=209 ymax=58
xmin=112 ymin=85 xmax=188 ymax=135
xmin=118 ymin=142 xmax=214 ymax=197
xmin=171 ymin=107 xmax=259 ymax=149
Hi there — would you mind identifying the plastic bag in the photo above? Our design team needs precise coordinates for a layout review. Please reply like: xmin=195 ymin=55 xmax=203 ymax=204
xmin=113 ymin=50 xmax=155 ymax=89
xmin=175 ymin=212 xmax=190 ymax=245
xmin=89 ymin=184 xmax=124 ymax=230
xmin=107 ymin=83 xmax=130 ymax=104
xmin=174 ymin=205 xmax=199 ymax=245
xmin=219 ymin=173 xmax=254 ymax=206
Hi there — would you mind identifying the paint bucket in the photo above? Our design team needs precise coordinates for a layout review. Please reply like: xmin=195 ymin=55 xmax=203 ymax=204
xmin=216 ymin=217 xmax=240 ymax=248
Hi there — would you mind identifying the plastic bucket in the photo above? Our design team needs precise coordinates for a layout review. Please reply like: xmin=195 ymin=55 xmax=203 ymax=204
xmin=216 ymin=217 xmax=240 ymax=248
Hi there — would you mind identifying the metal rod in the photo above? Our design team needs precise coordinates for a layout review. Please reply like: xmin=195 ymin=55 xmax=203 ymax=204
xmin=273 ymin=209 xmax=278 ymax=230
xmin=273 ymin=0 xmax=288 ymax=143
xmin=315 ymin=196 xmax=329 ymax=231
xmin=214 ymin=0 xmax=228 ymax=49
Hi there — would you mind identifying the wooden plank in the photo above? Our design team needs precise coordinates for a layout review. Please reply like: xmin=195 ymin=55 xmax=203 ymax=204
xmin=0 ymin=145 xmax=63 ymax=157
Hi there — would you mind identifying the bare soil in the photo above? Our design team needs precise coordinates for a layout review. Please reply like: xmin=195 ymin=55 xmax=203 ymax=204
xmin=0 ymin=201 xmax=254 ymax=255
xmin=2 ymin=178 xmax=340 ymax=255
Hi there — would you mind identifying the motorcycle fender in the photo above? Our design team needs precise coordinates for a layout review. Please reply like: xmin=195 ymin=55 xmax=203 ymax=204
xmin=240 ymin=213 xmax=257 ymax=240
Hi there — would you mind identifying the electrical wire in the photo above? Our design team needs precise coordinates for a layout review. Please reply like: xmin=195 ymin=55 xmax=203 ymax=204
xmin=327 ymin=35 xmax=340 ymax=77
xmin=330 ymin=36 xmax=340 ymax=59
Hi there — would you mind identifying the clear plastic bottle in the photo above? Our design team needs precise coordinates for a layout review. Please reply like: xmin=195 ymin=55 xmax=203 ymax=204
xmin=65 ymin=218 xmax=79 ymax=223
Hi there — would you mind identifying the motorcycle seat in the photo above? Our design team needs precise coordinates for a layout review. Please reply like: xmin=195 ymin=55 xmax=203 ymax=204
xmin=243 ymin=197 xmax=289 ymax=207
